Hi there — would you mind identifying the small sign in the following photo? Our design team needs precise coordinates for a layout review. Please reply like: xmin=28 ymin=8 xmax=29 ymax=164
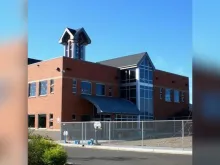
xmin=57 ymin=118 xmax=60 ymax=123
xmin=94 ymin=121 xmax=101 ymax=129
xmin=63 ymin=131 xmax=68 ymax=136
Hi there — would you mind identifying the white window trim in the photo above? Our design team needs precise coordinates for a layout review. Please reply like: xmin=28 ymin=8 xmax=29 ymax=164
xmin=95 ymin=83 xmax=106 ymax=96
xmin=81 ymin=81 xmax=92 ymax=95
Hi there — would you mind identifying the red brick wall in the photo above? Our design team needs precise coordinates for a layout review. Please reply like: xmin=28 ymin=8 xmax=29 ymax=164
xmin=28 ymin=57 xmax=63 ymax=129
xmin=153 ymin=70 xmax=189 ymax=119
xmin=61 ymin=57 xmax=120 ymax=122
xmin=28 ymin=57 xmax=120 ymax=128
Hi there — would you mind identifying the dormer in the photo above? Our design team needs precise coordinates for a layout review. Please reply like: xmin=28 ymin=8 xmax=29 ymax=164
xmin=59 ymin=27 xmax=91 ymax=61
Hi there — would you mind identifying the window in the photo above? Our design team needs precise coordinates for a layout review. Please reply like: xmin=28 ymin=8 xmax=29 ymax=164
xmin=28 ymin=115 xmax=35 ymax=128
xmin=96 ymin=83 xmax=105 ymax=96
xmin=108 ymin=86 xmax=112 ymax=96
xmin=50 ymin=79 xmax=54 ymax=93
xmin=120 ymin=85 xmax=137 ymax=104
xmin=49 ymin=121 xmax=53 ymax=127
xmin=174 ymin=90 xmax=180 ymax=103
xmin=72 ymin=114 xmax=76 ymax=120
xmin=69 ymin=41 xmax=72 ymax=58
xmin=160 ymin=88 xmax=163 ymax=99
xmin=28 ymin=82 xmax=36 ymax=97
xmin=140 ymin=85 xmax=153 ymax=119
xmin=80 ymin=46 xmax=84 ymax=60
xmin=49 ymin=114 xmax=53 ymax=120
xmin=81 ymin=81 xmax=91 ymax=95
xmin=181 ymin=91 xmax=185 ymax=102
xmin=165 ymin=89 xmax=171 ymax=102
xmin=139 ymin=56 xmax=153 ymax=84
xmin=38 ymin=114 xmax=46 ymax=128
xmin=129 ymin=70 xmax=136 ymax=82
xmin=72 ymin=79 xmax=77 ymax=93
xmin=39 ymin=81 xmax=47 ymax=96
xmin=149 ymin=90 xmax=153 ymax=99
xmin=120 ymin=69 xmax=136 ymax=83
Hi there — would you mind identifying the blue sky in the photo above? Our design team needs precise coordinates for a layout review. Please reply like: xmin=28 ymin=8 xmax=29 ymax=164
xmin=1 ymin=0 xmax=193 ymax=103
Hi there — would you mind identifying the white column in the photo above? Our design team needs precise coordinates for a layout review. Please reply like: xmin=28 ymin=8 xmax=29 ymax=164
xmin=136 ymin=68 xmax=141 ymax=121
xmin=64 ymin=44 xmax=68 ymax=57
xmin=72 ymin=42 xmax=76 ymax=59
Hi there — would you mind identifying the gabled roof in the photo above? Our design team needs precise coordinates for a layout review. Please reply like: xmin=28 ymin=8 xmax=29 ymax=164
xmin=59 ymin=27 xmax=91 ymax=45
xmin=98 ymin=52 xmax=146 ymax=69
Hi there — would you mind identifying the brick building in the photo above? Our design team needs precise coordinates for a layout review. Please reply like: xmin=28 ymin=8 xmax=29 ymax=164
xmin=28 ymin=27 xmax=190 ymax=129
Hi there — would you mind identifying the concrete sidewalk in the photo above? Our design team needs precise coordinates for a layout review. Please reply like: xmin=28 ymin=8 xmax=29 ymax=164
xmin=59 ymin=142 xmax=192 ymax=155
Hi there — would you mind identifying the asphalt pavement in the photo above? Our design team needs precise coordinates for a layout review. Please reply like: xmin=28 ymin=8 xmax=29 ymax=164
xmin=64 ymin=147 xmax=192 ymax=165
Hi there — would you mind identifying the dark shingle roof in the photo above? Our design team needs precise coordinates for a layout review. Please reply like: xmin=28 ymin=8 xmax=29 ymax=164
xmin=28 ymin=58 xmax=41 ymax=65
xmin=98 ymin=52 xmax=146 ymax=68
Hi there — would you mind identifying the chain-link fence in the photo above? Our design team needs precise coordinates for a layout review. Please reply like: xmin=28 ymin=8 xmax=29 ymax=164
xmin=61 ymin=120 xmax=192 ymax=149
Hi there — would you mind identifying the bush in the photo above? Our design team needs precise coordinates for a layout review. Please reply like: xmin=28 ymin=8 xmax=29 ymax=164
xmin=28 ymin=134 xmax=67 ymax=165
xmin=42 ymin=145 xmax=68 ymax=165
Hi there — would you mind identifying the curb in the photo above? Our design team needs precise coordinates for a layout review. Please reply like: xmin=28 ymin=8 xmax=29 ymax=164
xmin=60 ymin=143 xmax=192 ymax=155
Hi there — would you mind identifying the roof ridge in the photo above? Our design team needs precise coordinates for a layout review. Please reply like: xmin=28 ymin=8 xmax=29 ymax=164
xmin=98 ymin=52 xmax=146 ymax=62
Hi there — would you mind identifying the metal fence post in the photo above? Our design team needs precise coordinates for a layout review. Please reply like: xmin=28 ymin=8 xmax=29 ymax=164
xmin=182 ymin=120 xmax=184 ymax=148
xmin=142 ymin=121 xmax=144 ymax=147
xmin=109 ymin=121 xmax=111 ymax=144
xmin=60 ymin=122 xmax=62 ymax=142
xmin=82 ymin=122 xmax=84 ymax=145
xmin=85 ymin=122 xmax=87 ymax=143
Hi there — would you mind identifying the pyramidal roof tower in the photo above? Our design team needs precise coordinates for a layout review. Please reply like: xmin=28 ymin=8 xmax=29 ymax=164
xmin=59 ymin=27 xmax=91 ymax=61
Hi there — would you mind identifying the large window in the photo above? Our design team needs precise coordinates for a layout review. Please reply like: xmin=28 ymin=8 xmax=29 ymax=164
xmin=174 ymin=90 xmax=180 ymax=103
xmin=120 ymin=69 xmax=136 ymax=83
xmin=165 ymin=88 xmax=171 ymax=102
xmin=96 ymin=83 xmax=105 ymax=96
xmin=139 ymin=57 xmax=153 ymax=84
xmin=140 ymin=85 xmax=153 ymax=119
xmin=81 ymin=81 xmax=92 ymax=95
xmin=39 ymin=81 xmax=47 ymax=96
xmin=120 ymin=85 xmax=136 ymax=104
xmin=28 ymin=82 xmax=36 ymax=97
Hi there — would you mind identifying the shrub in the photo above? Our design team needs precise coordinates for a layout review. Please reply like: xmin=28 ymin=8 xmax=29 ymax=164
xmin=28 ymin=135 xmax=67 ymax=165
xmin=42 ymin=145 xmax=68 ymax=165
